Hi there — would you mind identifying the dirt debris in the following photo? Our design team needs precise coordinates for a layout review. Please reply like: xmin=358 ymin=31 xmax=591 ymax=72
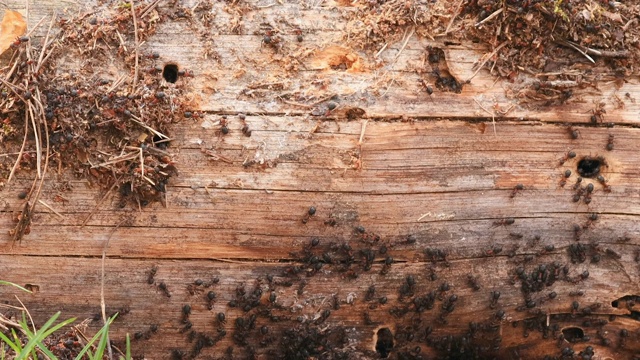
xmin=0 ymin=2 xmax=198 ymax=210
xmin=343 ymin=0 xmax=640 ymax=102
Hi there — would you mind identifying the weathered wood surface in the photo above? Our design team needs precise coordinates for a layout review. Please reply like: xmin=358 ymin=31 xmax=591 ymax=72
xmin=1 ymin=0 xmax=640 ymax=359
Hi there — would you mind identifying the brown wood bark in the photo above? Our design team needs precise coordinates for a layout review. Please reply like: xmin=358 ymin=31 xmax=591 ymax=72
xmin=1 ymin=1 xmax=639 ymax=359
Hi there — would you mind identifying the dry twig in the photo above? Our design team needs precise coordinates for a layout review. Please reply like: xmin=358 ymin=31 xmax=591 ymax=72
xmin=438 ymin=0 xmax=464 ymax=36
xmin=467 ymin=42 xmax=508 ymax=82
xmin=130 ymin=0 xmax=140 ymax=87
xmin=101 ymin=220 xmax=127 ymax=360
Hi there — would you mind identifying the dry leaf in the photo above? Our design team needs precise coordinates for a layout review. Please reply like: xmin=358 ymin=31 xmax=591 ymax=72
xmin=0 ymin=10 xmax=27 ymax=55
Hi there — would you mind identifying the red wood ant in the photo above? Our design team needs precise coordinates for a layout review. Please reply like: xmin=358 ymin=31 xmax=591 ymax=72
xmin=9 ymin=36 xmax=29 ymax=48
xmin=145 ymin=51 xmax=160 ymax=59
xmin=582 ymin=213 xmax=599 ymax=230
xmin=567 ymin=126 xmax=580 ymax=139
xmin=219 ymin=116 xmax=229 ymax=135
xmin=559 ymin=150 xmax=576 ymax=166
xmin=597 ymin=175 xmax=611 ymax=192
xmin=177 ymin=69 xmax=194 ymax=77
xmin=606 ymin=134 xmax=614 ymax=151
xmin=590 ymin=102 xmax=606 ymax=123
xmin=492 ymin=218 xmax=515 ymax=227
xmin=510 ymin=183 xmax=524 ymax=198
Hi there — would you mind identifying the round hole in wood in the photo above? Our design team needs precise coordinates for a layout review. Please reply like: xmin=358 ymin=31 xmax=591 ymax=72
xmin=153 ymin=134 xmax=170 ymax=149
xmin=577 ymin=156 xmax=604 ymax=178
xmin=375 ymin=327 xmax=394 ymax=358
xmin=162 ymin=64 xmax=179 ymax=83
xmin=561 ymin=326 xmax=584 ymax=343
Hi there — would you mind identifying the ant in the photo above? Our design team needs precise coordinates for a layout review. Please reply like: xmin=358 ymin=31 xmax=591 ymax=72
xmin=418 ymin=79 xmax=434 ymax=97
xmin=438 ymin=282 xmax=451 ymax=299
xmin=539 ymin=244 xmax=555 ymax=256
xmin=177 ymin=69 xmax=195 ymax=77
xmin=492 ymin=217 xmax=515 ymax=227
xmin=490 ymin=291 xmax=501 ymax=309
xmin=318 ymin=309 xmax=331 ymax=323
xmin=297 ymin=280 xmax=307 ymax=296
xmin=206 ymin=291 xmax=216 ymax=310
xmin=9 ymin=36 xmax=29 ymax=48
xmin=365 ymin=285 xmax=376 ymax=302
xmin=261 ymin=30 xmax=282 ymax=50
xmin=571 ymin=301 xmax=580 ymax=313
xmin=239 ymin=113 xmax=251 ymax=137
xmin=467 ymin=275 xmax=481 ymax=291
xmin=559 ymin=150 xmax=577 ymax=166
xmin=217 ymin=312 xmax=226 ymax=325
xmin=485 ymin=245 xmax=502 ymax=257
xmin=567 ymin=126 xmax=580 ymax=139
xmin=147 ymin=265 xmax=158 ymax=284
xmin=332 ymin=294 xmax=340 ymax=310
xmin=590 ymin=102 xmax=606 ymax=123
xmin=510 ymin=183 xmax=524 ymax=198
xmin=582 ymin=213 xmax=599 ymax=229
xmin=559 ymin=170 xmax=571 ymax=187
xmin=427 ymin=46 xmax=441 ymax=63
xmin=572 ymin=224 xmax=582 ymax=241
xmin=219 ymin=116 xmax=229 ymax=135
xmin=572 ymin=177 xmax=583 ymax=190
xmin=182 ymin=304 xmax=191 ymax=323
xmin=596 ymin=175 xmax=611 ymax=192
xmin=157 ymin=282 xmax=171 ymax=297
xmin=606 ymin=134 xmax=614 ymax=151
xmin=381 ymin=256 xmax=393 ymax=275
xmin=146 ymin=66 xmax=163 ymax=74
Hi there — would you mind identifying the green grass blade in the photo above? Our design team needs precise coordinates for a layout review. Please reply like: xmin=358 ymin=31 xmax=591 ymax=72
xmin=0 ymin=281 xmax=32 ymax=293
xmin=16 ymin=313 xmax=38 ymax=360
xmin=74 ymin=314 xmax=117 ymax=360
xmin=91 ymin=314 xmax=117 ymax=360
xmin=91 ymin=329 xmax=109 ymax=360
xmin=10 ymin=329 xmax=23 ymax=352
xmin=15 ymin=314 xmax=53 ymax=360
xmin=39 ymin=317 xmax=76 ymax=340
xmin=125 ymin=333 xmax=131 ymax=360
xmin=0 ymin=330 xmax=21 ymax=353
xmin=16 ymin=312 xmax=76 ymax=360
xmin=74 ymin=330 xmax=102 ymax=360
xmin=35 ymin=340 xmax=57 ymax=359
xmin=117 ymin=333 xmax=131 ymax=360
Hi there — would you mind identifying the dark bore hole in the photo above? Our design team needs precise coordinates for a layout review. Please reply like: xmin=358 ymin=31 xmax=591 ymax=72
xmin=561 ymin=327 xmax=584 ymax=343
xmin=120 ymin=182 xmax=132 ymax=197
xmin=577 ymin=157 xmax=603 ymax=178
xmin=162 ymin=64 xmax=179 ymax=83
xmin=611 ymin=294 xmax=640 ymax=309
xmin=153 ymin=134 xmax=169 ymax=149
xmin=376 ymin=328 xmax=394 ymax=358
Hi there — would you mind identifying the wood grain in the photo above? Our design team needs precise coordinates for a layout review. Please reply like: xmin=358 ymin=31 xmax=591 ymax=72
xmin=1 ymin=0 xmax=639 ymax=359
